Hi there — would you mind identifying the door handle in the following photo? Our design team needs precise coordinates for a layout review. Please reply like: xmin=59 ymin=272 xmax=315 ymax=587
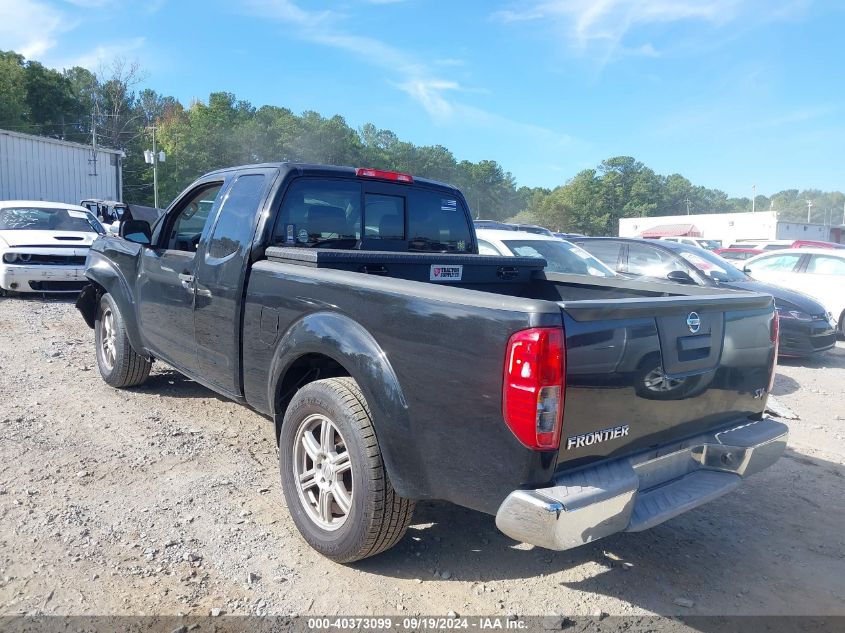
xmin=178 ymin=272 xmax=195 ymax=292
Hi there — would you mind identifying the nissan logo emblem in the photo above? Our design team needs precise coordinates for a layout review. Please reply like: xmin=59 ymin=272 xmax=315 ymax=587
xmin=687 ymin=312 xmax=701 ymax=334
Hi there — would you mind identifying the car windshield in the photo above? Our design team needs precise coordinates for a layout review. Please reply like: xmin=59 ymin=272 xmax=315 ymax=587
xmin=0 ymin=207 xmax=104 ymax=234
xmin=674 ymin=244 xmax=747 ymax=282
xmin=501 ymin=239 xmax=616 ymax=277
xmin=697 ymin=239 xmax=721 ymax=250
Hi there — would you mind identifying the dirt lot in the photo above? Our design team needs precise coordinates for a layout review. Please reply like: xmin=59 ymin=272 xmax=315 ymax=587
xmin=1 ymin=295 xmax=844 ymax=618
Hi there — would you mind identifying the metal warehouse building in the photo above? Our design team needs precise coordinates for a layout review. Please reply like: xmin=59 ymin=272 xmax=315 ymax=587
xmin=0 ymin=129 xmax=123 ymax=204
xmin=619 ymin=210 xmax=843 ymax=245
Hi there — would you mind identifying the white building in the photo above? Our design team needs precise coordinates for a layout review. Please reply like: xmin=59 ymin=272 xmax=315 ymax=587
xmin=0 ymin=128 xmax=123 ymax=204
xmin=619 ymin=211 xmax=842 ymax=245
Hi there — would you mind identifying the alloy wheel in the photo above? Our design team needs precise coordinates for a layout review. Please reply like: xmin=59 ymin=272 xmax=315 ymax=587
xmin=100 ymin=308 xmax=116 ymax=370
xmin=292 ymin=413 xmax=353 ymax=531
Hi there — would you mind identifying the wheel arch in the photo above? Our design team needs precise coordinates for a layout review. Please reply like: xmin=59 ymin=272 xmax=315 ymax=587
xmin=77 ymin=256 xmax=146 ymax=357
xmin=268 ymin=311 xmax=422 ymax=499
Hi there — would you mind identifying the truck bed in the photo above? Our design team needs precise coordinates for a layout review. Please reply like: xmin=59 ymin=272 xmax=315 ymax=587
xmin=245 ymin=248 xmax=775 ymax=515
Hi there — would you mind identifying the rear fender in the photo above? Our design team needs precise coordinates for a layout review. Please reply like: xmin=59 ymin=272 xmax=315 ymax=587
xmin=268 ymin=311 xmax=423 ymax=498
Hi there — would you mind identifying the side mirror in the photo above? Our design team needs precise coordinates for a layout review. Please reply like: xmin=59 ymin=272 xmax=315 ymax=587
xmin=667 ymin=270 xmax=696 ymax=285
xmin=742 ymin=265 xmax=752 ymax=273
xmin=120 ymin=219 xmax=152 ymax=245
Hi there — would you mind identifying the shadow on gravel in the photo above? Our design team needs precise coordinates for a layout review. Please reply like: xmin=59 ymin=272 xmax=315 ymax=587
xmin=354 ymin=448 xmax=845 ymax=615
xmin=131 ymin=368 xmax=231 ymax=403
xmin=771 ymin=373 xmax=800 ymax=396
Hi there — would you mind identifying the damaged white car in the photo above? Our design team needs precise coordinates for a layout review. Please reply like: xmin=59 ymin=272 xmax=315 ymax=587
xmin=0 ymin=201 xmax=105 ymax=295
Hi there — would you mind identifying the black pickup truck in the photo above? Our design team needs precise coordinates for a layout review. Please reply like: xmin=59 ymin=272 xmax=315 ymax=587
xmin=77 ymin=163 xmax=788 ymax=563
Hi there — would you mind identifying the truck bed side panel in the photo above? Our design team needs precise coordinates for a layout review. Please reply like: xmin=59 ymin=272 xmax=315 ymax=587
xmin=242 ymin=261 xmax=563 ymax=512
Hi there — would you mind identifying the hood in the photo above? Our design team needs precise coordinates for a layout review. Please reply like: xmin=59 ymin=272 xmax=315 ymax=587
xmin=725 ymin=279 xmax=827 ymax=315
xmin=0 ymin=230 xmax=97 ymax=248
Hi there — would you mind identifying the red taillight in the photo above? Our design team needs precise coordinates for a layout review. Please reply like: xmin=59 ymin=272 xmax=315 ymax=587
xmin=768 ymin=311 xmax=779 ymax=392
xmin=355 ymin=167 xmax=414 ymax=183
xmin=503 ymin=327 xmax=566 ymax=450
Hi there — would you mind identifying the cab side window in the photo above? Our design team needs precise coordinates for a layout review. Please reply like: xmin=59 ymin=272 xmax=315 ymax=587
xmin=208 ymin=174 xmax=267 ymax=259
xmin=166 ymin=184 xmax=223 ymax=251
xmin=274 ymin=179 xmax=361 ymax=246
xmin=751 ymin=254 xmax=802 ymax=272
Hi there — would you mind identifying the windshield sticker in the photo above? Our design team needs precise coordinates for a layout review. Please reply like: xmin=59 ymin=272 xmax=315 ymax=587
xmin=441 ymin=199 xmax=458 ymax=212
xmin=67 ymin=210 xmax=89 ymax=219
xmin=297 ymin=228 xmax=309 ymax=243
xmin=286 ymin=224 xmax=295 ymax=244
xmin=430 ymin=264 xmax=463 ymax=281
xmin=457 ymin=240 xmax=466 ymax=251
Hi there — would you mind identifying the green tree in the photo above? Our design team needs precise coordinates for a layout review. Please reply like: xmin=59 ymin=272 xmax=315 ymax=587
xmin=537 ymin=170 xmax=610 ymax=235
xmin=23 ymin=61 xmax=80 ymax=137
xmin=0 ymin=51 xmax=28 ymax=130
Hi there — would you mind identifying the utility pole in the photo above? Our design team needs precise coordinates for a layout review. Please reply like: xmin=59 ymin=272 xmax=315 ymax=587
xmin=144 ymin=126 xmax=165 ymax=209
xmin=751 ymin=184 xmax=756 ymax=212
xmin=89 ymin=111 xmax=99 ymax=176
xmin=685 ymin=197 xmax=691 ymax=215
xmin=806 ymin=199 xmax=813 ymax=223
xmin=151 ymin=126 xmax=158 ymax=209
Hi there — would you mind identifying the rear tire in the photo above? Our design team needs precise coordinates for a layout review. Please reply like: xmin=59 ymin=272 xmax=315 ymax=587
xmin=279 ymin=377 xmax=415 ymax=563
xmin=94 ymin=293 xmax=151 ymax=388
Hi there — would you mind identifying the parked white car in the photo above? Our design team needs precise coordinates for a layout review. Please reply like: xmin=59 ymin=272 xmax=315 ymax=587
xmin=743 ymin=247 xmax=845 ymax=335
xmin=659 ymin=236 xmax=722 ymax=250
xmin=475 ymin=229 xmax=616 ymax=277
xmin=0 ymin=201 xmax=105 ymax=295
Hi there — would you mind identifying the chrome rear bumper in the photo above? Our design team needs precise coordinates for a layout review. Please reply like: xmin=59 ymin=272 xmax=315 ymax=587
xmin=495 ymin=417 xmax=788 ymax=551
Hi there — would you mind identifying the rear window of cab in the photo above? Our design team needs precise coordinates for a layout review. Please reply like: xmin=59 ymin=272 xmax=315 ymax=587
xmin=273 ymin=178 xmax=473 ymax=253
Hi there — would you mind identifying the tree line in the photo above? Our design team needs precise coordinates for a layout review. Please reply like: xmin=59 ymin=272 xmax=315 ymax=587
xmin=2 ymin=50 xmax=843 ymax=234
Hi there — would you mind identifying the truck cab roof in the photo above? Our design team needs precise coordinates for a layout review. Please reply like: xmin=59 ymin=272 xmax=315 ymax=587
xmin=203 ymin=162 xmax=461 ymax=193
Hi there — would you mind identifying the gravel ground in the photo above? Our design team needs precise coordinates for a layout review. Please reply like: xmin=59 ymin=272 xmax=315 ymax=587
xmin=1 ymin=295 xmax=844 ymax=618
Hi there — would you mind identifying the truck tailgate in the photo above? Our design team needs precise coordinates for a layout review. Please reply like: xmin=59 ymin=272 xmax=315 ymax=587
xmin=556 ymin=292 xmax=776 ymax=470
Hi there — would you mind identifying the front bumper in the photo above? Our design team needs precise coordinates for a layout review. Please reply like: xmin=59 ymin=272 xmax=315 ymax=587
xmin=0 ymin=264 xmax=88 ymax=293
xmin=778 ymin=318 xmax=837 ymax=357
xmin=495 ymin=417 xmax=788 ymax=551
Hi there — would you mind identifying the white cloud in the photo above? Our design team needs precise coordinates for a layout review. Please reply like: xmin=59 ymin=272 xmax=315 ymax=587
xmin=55 ymin=36 xmax=147 ymax=70
xmin=395 ymin=79 xmax=462 ymax=120
xmin=243 ymin=0 xmax=572 ymax=145
xmin=243 ymin=1 xmax=449 ymax=115
xmin=494 ymin=0 xmax=802 ymax=61
xmin=61 ymin=0 xmax=115 ymax=7
xmin=244 ymin=0 xmax=333 ymax=27
xmin=0 ymin=0 xmax=74 ymax=59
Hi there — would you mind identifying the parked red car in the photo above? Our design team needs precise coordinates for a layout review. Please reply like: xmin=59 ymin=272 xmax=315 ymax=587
xmin=714 ymin=247 xmax=765 ymax=261
xmin=790 ymin=240 xmax=845 ymax=249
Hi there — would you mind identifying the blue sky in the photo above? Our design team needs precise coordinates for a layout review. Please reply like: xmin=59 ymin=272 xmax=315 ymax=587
xmin=3 ymin=0 xmax=844 ymax=196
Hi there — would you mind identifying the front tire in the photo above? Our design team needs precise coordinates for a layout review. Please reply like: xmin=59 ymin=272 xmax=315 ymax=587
xmin=279 ymin=377 xmax=415 ymax=563
xmin=94 ymin=293 xmax=151 ymax=388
